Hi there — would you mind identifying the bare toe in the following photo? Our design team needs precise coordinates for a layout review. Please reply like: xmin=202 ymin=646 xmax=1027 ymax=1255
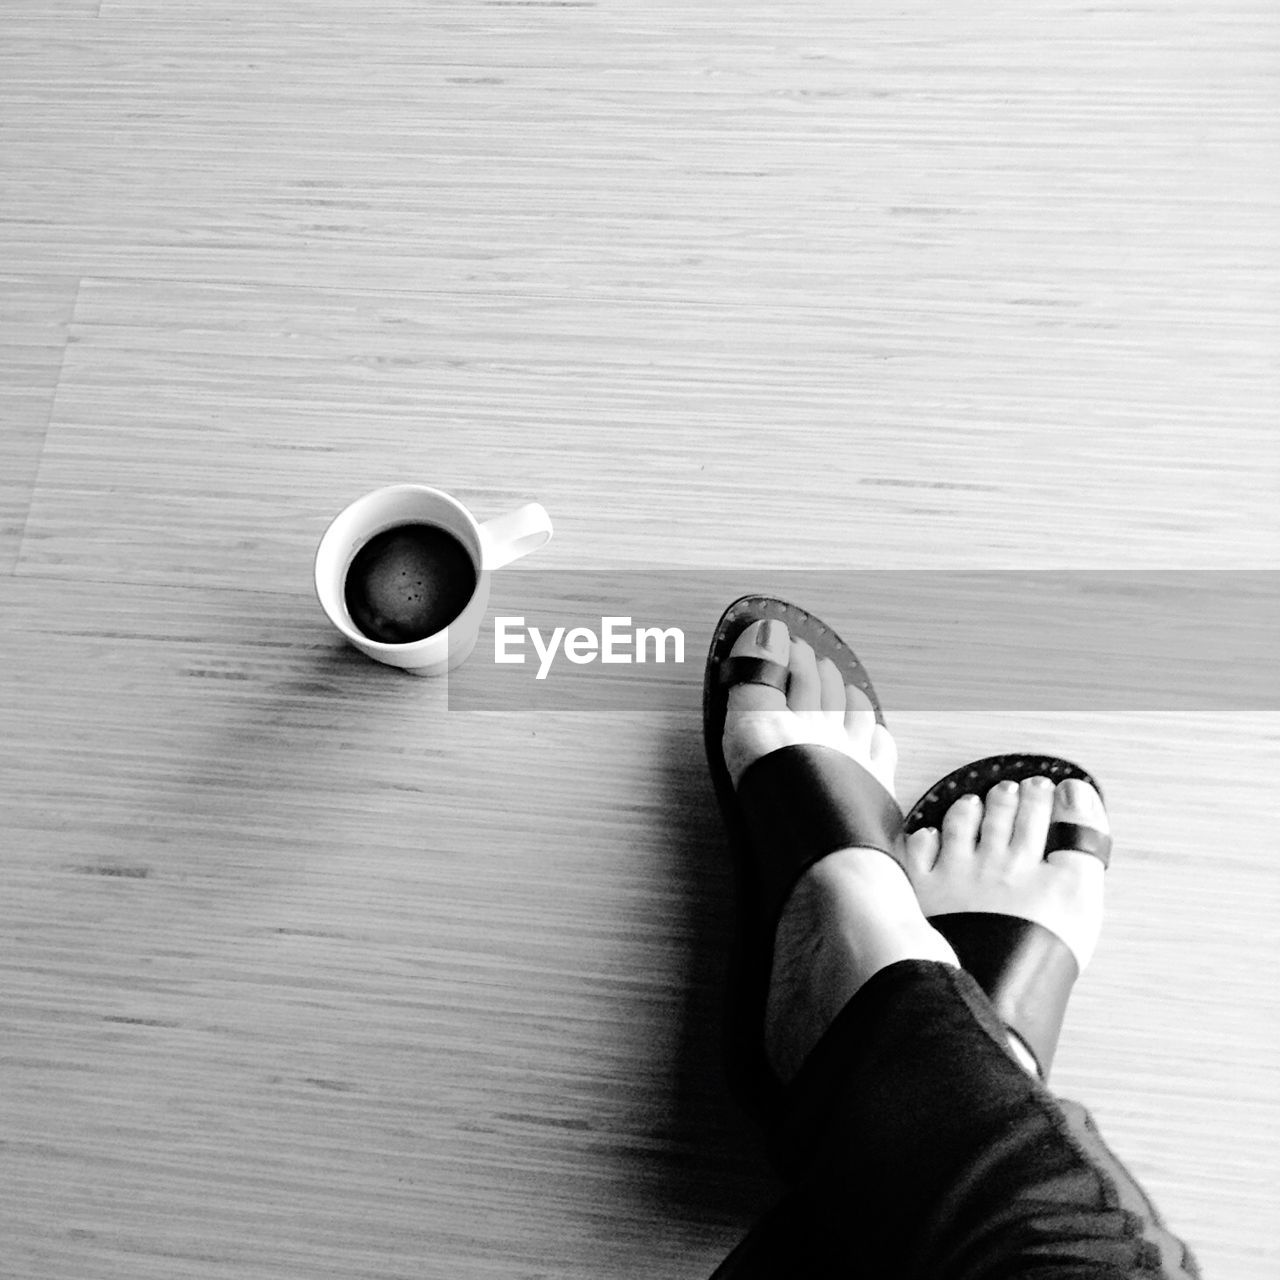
xmin=1046 ymin=779 xmax=1110 ymax=882
xmin=842 ymin=682 xmax=875 ymax=754
xmin=977 ymin=779 xmax=1020 ymax=854
xmin=903 ymin=825 xmax=940 ymax=877
xmin=1009 ymin=776 xmax=1056 ymax=862
xmin=786 ymin=638 xmax=821 ymax=712
xmin=722 ymin=619 xmax=792 ymax=787
xmin=726 ymin=619 xmax=790 ymax=714
xmin=816 ymin=657 xmax=847 ymax=729
xmin=939 ymin=792 xmax=982 ymax=862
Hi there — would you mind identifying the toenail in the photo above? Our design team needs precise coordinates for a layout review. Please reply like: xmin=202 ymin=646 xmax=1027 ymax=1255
xmin=996 ymin=780 xmax=1018 ymax=796
xmin=760 ymin=619 xmax=780 ymax=650
xmin=1027 ymin=776 xmax=1052 ymax=791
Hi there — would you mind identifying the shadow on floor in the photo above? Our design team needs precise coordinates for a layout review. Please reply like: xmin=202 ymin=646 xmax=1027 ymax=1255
xmin=632 ymin=721 xmax=783 ymax=1237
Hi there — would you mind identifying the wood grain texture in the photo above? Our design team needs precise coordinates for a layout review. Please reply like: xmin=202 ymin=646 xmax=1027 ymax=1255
xmin=2 ymin=2 xmax=1278 ymax=1277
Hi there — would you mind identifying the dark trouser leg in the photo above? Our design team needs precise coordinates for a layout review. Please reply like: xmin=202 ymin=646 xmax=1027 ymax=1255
xmin=712 ymin=960 xmax=1200 ymax=1280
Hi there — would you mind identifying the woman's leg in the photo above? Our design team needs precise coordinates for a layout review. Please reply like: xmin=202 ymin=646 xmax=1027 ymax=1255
xmin=718 ymin=960 xmax=1199 ymax=1278
xmin=709 ymin=618 xmax=1200 ymax=1279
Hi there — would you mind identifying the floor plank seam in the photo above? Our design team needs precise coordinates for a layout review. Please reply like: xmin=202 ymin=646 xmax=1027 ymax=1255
xmin=10 ymin=275 xmax=82 ymax=578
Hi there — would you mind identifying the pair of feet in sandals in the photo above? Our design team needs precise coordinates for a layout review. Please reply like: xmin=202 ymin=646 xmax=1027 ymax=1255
xmin=709 ymin=599 xmax=1110 ymax=1092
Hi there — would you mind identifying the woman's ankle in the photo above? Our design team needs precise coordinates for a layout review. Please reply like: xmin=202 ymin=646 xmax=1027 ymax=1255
xmin=765 ymin=848 xmax=959 ymax=1082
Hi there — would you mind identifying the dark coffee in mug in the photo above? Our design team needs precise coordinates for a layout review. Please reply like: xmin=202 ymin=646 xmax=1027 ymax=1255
xmin=343 ymin=522 xmax=477 ymax=644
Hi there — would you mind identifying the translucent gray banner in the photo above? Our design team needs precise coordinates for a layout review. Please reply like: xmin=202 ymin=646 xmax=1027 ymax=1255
xmin=444 ymin=571 xmax=1280 ymax=712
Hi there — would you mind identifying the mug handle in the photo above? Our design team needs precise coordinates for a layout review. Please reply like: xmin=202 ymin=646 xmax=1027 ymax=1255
xmin=477 ymin=502 xmax=553 ymax=570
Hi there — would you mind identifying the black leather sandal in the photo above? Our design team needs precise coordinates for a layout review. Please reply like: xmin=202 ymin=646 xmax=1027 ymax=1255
xmin=703 ymin=595 xmax=905 ymax=1127
xmin=904 ymin=754 xmax=1113 ymax=1079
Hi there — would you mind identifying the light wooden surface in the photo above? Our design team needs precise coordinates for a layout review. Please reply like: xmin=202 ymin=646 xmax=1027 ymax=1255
xmin=2 ymin=3 xmax=1278 ymax=1277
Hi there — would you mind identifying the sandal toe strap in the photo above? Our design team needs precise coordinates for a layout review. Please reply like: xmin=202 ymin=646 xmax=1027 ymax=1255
xmin=719 ymin=655 xmax=789 ymax=693
xmin=1046 ymin=821 xmax=1112 ymax=868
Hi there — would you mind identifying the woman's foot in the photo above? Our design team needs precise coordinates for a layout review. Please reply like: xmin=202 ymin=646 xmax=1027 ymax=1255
xmin=903 ymin=777 xmax=1109 ymax=976
xmin=723 ymin=618 xmax=959 ymax=1083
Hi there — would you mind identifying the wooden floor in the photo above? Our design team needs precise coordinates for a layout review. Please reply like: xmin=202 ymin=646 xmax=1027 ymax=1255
xmin=3 ymin=3 xmax=1278 ymax=1276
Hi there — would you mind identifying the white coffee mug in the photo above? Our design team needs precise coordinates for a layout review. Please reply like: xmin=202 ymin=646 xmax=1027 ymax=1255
xmin=315 ymin=484 xmax=553 ymax=676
